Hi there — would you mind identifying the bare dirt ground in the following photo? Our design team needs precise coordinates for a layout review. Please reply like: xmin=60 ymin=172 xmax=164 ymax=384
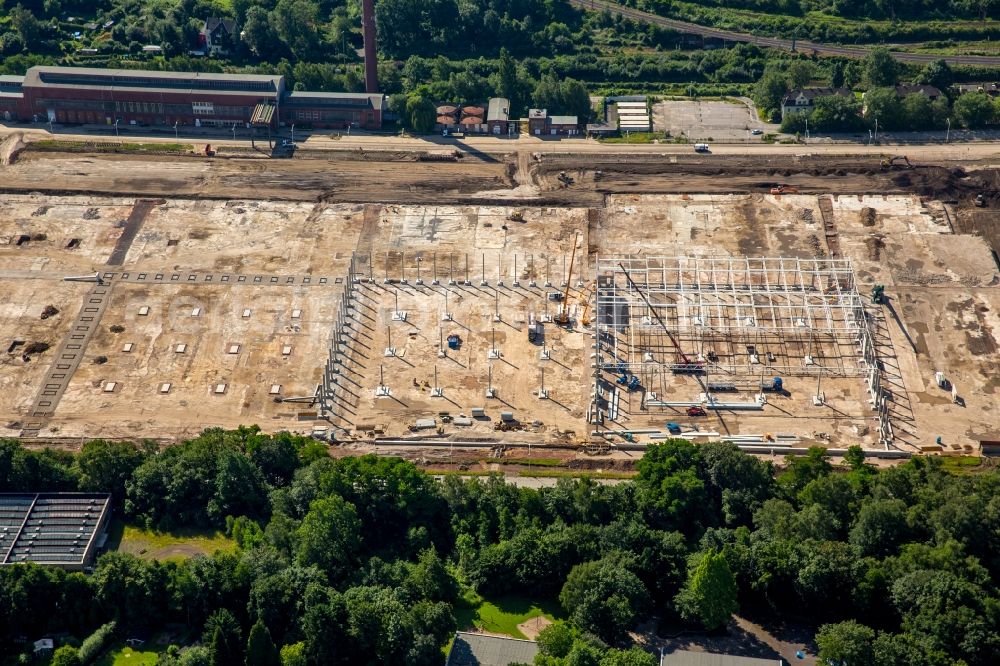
xmin=2 ymin=147 xmax=999 ymax=459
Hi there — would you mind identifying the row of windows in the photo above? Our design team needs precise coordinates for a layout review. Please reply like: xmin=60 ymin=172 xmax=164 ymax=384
xmin=116 ymin=100 xmax=165 ymax=114
xmin=292 ymin=109 xmax=362 ymax=122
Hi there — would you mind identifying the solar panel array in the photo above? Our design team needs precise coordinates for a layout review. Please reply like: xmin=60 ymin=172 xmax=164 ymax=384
xmin=0 ymin=493 xmax=111 ymax=567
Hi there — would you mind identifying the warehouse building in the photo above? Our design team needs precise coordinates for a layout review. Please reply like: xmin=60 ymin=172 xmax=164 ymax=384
xmin=0 ymin=74 xmax=24 ymax=122
xmin=20 ymin=66 xmax=284 ymax=127
xmin=2 ymin=65 xmax=387 ymax=130
xmin=0 ymin=493 xmax=112 ymax=571
xmin=282 ymin=91 xmax=385 ymax=129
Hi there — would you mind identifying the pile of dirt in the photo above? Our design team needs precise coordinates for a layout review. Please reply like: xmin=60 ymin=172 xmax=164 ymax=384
xmin=865 ymin=234 xmax=886 ymax=260
xmin=860 ymin=207 xmax=877 ymax=227
xmin=799 ymin=209 xmax=815 ymax=224
xmin=807 ymin=234 xmax=825 ymax=258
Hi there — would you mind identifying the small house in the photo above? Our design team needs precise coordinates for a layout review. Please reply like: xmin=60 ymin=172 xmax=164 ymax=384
xmin=487 ymin=97 xmax=510 ymax=135
xmin=200 ymin=17 xmax=238 ymax=56
xmin=780 ymin=87 xmax=853 ymax=119
xmin=527 ymin=108 xmax=547 ymax=135
xmin=548 ymin=115 xmax=580 ymax=136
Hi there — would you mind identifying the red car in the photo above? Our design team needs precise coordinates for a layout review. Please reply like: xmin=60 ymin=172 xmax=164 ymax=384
xmin=686 ymin=406 xmax=708 ymax=417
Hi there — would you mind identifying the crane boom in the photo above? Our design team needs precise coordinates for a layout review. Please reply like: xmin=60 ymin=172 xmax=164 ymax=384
xmin=616 ymin=262 xmax=702 ymax=371
xmin=554 ymin=233 xmax=580 ymax=325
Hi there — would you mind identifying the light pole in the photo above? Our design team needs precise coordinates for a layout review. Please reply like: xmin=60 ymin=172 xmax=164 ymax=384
xmin=873 ymin=116 xmax=878 ymax=144
xmin=804 ymin=116 xmax=809 ymax=143
xmin=231 ymin=122 xmax=236 ymax=142
xmin=173 ymin=121 xmax=178 ymax=141
xmin=114 ymin=119 xmax=119 ymax=137
xmin=946 ymin=118 xmax=951 ymax=143
xmin=290 ymin=123 xmax=295 ymax=145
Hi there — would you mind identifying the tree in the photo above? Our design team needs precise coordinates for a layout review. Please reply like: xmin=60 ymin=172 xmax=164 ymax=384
xmin=794 ymin=541 xmax=861 ymax=616
xmin=600 ymin=647 xmax=659 ymax=666
xmin=537 ymin=621 xmax=577 ymax=658
xmin=830 ymin=61 xmax=846 ymax=88
xmin=779 ymin=447 xmax=833 ymax=496
xmin=636 ymin=440 xmax=710 ymax=533
xmin=787 ymin=61 xmax=815 ymax=89
xmin=674 ymin=550 xmax=737 ymax=631
xmin=242 ymin=7 xmax=283 ymax=58
xmin=752 ymin=70 xmax=789 ymax=114
xmin=863 ymin=87 xmax=904 ymax=130
xmin=815 ymin=621 xmax=876 ymax=666
xmin=407 ymin=94 xmax=436 ymax=133
xmin=295 ymin=496 xmax=361 ymax=582
xmin=495 ymin=47 xmax=520 ymax=107
xmin=272 ymin=0 xmax=322 ymax=61
xmin=75 ymin=440 xmax=148 ymax=508
xmin=809 ymin=95 xmax=865 ymax=132
xmin=953 ymin=92 xmax=996 ymax=129
xmin=245 ymin=620 xmax=279 ymax=666
xmin=9 ymin=5 xmax=42 ymax=45
xmin=278 ymin=643 xmax=306 ymax=666
xmin=916 ymin=59 xmax=954 ymax=92
xmin=864 ymin=47 xmax=898 ymax=87
xmin=850 ymin=499 xmax=910 ymax=557
xmin=204 ymin=609 xmax=243 ymax=666
xmin=560 ymin=557 xmax=649 ymax=642
xmin=51 ymin=646 xmax=81 ymax=666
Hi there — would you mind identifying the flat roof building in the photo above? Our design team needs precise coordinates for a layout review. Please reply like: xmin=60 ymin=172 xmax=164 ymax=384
xmin=661 ymin=649 xmax=783 ymax=666
xmin=446 ymin=632 xmax=539 ymax=666
xmin=0 ymin=493 xmax=112 ymax=571
xmin=8 ymin=65 xmax=386 ymax=130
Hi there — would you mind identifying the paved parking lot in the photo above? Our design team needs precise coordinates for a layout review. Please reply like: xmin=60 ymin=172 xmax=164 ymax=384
xmin=652 ymin=100 xmax=778 ymax=142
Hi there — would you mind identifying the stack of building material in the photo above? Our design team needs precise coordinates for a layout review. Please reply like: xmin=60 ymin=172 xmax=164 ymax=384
xmin=616 ymin=100 xmax=651 ymax=132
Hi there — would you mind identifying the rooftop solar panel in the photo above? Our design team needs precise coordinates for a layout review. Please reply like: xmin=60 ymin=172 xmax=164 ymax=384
xmin=0 ymin=493 xmax=111 ymax=568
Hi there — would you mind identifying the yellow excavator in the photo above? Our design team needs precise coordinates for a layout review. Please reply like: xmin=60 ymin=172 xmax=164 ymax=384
xmin=880 ymin=155 xmax=912 ymax=170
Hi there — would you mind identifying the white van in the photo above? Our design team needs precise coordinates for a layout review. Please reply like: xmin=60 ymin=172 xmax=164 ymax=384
xmin=694 ymin=143 xmax=710 ymax=153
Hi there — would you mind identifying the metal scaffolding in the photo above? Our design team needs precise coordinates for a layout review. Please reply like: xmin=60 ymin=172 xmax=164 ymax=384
xmin=592 ymin=256 xmax=889 ymax=447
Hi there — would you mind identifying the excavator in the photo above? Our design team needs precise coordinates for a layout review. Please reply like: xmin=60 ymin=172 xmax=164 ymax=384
xmin=770 ymin=184 xmax=799 ymax=195
xmin=880 ymin=155 xmax=912 ymax=170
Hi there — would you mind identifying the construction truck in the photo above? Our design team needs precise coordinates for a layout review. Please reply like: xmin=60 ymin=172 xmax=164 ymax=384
xmin=770 ymin=184 xmax=798 ymax=195
xmin=975 ymin=194 xmax=987 ymax=208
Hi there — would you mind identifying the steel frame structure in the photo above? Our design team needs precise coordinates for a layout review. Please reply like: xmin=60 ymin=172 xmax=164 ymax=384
xmin=592 ymin=256 xmax=890 ymax=446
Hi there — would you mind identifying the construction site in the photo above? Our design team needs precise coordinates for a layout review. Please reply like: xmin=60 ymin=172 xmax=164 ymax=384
xmin=1 ymin=141 xmax=999 ymax=463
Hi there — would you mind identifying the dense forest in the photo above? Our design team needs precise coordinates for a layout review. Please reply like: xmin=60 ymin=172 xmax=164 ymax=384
xmin=1 ymin=0 xmax=997 ymax=117
xmin=2 ymin=431 xmax=999 ymax=666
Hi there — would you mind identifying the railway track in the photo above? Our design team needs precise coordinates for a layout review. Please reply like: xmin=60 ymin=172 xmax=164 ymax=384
xmin=570 ymin=0 xmax=1000 ymax=66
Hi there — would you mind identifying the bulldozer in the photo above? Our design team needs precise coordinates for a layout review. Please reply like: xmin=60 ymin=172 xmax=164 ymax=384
xmin=880 ymin=155 xmax=912 ymax=170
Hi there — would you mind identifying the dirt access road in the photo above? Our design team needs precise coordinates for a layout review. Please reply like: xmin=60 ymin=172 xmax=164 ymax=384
xmin=569 ymin=0 xmax=1000 ymax=67
xmin=2 ymin=148 xmax=995 ymax=208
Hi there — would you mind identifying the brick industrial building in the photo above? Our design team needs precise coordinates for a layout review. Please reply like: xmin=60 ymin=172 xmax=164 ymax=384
xmin=1 ymin=65 xmax=385 ymax=130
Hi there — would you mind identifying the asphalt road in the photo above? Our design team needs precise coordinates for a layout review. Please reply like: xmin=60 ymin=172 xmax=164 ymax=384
xmin=3 ymin=124 xmax=1000 ymax=162
xmin=569 ymin=0 xmax=1000 ymax=66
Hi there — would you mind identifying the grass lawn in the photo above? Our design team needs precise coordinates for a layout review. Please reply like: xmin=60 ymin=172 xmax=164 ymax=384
xmin=94 ymin=644 xmax=166 ymax=666
xmin=109 ymin=519 xmax=235 ymax=561
xmin=454 ymin=589 xmax=563 ymax=639
xmin=940 ymin=456 xmax=984 ymax=474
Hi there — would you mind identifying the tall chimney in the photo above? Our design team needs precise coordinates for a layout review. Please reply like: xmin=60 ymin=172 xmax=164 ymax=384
xmin=362 ymin=0 xmax=379 ymax=94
